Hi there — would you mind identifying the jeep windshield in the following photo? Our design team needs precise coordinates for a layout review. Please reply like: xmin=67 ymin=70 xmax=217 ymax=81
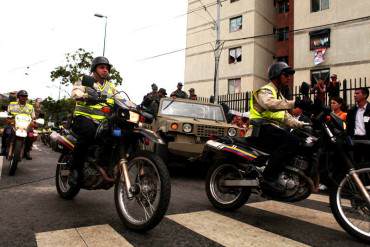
xmin=160 ymin=99 xmax=226 ymax=122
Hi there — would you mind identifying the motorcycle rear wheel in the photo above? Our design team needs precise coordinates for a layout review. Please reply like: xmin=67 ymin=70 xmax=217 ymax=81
xmin=206 ymin=162 xmax=251 ymax=211
xmin=56 ymin=154 xmax=80 ymax=199
xmin=330 ymin=168 xmax=370 ymax=243
xmin=8 ymin=139 xmax=23 ymax=176
xmin=114 ymin=151 xmax=171 ymax=232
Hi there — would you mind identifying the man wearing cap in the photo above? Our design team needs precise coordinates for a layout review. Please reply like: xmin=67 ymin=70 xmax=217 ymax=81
xmin=170 ymin=82 xmax=188 ymax=99
xmin=249 ymin=62 xmax=305 ymax=192
xmin=327 ymin=74 xmax=340 ymax=99
xmin=150 ymin=88 xmax=167 ymax=114
xmin=188 ymin=88 xmax=197 ymax=100
xmin=142 ymin=83 xmax=159 ymax=108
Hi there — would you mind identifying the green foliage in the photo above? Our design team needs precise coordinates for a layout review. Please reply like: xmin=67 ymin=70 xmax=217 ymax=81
xmin=50 ymin=48 xmax=123 ymax=86
xmin=41 ymin=97 xmax=75 ymax=123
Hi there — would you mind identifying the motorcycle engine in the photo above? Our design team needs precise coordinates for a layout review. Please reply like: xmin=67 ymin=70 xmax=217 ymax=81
xmin=82 ymin=162 xmax=104 ymax=189
xmin=291 ymin=156 xmax=309 ymax=171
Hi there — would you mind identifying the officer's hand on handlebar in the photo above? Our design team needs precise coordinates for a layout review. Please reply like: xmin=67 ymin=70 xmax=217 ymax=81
xmin=294 ymin=97 xmax=303 ymax=108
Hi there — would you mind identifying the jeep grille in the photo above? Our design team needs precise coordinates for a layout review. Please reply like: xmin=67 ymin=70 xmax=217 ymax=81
xmin=197 ymin=125 xmax=224 ymax=137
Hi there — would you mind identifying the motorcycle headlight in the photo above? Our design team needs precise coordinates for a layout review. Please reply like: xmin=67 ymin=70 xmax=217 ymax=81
xmin=128 ymin=111 xmax=140 ymax=123
xmin=228 ymin=127 xmax=237 ymax=137
xmin=182 ymin=123 xmax=193 ymax=133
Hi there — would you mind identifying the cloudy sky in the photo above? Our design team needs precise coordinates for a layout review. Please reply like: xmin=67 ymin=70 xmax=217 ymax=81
xmin=0 ymin=0 xmax=188 ymax=103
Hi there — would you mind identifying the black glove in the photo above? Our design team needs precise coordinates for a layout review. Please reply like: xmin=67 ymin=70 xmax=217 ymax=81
xmin=86 ymin=87 xmax=100 ymax=104
xmin=294 ymin=97 xmax=303 ymax=108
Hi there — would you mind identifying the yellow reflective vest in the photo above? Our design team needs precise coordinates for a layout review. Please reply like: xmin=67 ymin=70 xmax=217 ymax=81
xmin=74 ymin=81 xmax=115 ymax=122
xmin=249 ymin=83 xmax=285 ymax=122
xmin=8 ymin=101 xmax=34 ymax=118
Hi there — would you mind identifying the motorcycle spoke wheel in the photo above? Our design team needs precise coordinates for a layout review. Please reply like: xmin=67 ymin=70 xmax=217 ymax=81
xmin=333 ymin=168 xmax=370 ymax=241
xmin=209 ymin=164 xmax=244 ymax=205
xmin=116 ymin=157 xmax=161 ymax=225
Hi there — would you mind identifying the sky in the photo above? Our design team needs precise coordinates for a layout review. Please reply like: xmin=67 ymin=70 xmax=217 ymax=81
xmin=0 ymin=0 xmax=188 ymax=103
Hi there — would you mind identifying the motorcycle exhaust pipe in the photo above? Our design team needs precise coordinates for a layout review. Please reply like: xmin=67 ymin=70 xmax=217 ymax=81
xmin=221 ymin=179 xmax=259 ymax=187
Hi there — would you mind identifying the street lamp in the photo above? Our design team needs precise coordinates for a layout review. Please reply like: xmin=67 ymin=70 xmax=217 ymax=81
xmin=94 ymin=13 xmax=108 ymax=56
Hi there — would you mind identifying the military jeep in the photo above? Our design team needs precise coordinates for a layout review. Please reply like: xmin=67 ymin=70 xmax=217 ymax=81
xmin=145 ymin=98 xmax=240 ymax=161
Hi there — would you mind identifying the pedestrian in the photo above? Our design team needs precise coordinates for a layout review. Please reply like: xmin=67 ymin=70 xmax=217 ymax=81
xmin=330 ymin=96 xmax=347 ymax=121
xmin=170 ymin=82 xmax=188 ymax=99
xmin=188 ymin=88 xmax=197 ymax=100
xmin=141 ymin=83 xmax=159 ymax=108
xmin=327 ymin=74 xmax=340 ymax=98
xmin=312 ymin=79 xmax=326 ymax=106
xmin=346 ymin=87 xmax=370 ymax=163
xmin=150 ymin=88 xmax=167 ymax=114
xmin=291 ymin=106 xmax=310 ymax=123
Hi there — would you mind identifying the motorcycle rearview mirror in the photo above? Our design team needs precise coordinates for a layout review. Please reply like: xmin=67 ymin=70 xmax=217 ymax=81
xmin=81 ymin=75 xmax=95 ymax=87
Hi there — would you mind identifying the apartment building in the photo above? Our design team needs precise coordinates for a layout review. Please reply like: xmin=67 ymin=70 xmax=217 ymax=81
xmin=293 ymin=0 xmax=370 ymax=88
xmin=185 ymin=0 xmax=370 ymax=96
xmin=184 ymin=0 xmax=276 ymax=96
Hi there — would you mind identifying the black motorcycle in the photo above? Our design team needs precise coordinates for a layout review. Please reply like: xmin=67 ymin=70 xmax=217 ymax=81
xmin=52 ymin=90 xmax=171 ymax=232
xmin=203 ymin=108 xmax=370 ymax=242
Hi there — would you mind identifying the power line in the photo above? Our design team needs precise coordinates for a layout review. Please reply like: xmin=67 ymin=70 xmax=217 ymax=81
xmin=197 ymin=0 xmax=216 ymax=24
xmin=141 ymin=14 xmax=370 ymax=61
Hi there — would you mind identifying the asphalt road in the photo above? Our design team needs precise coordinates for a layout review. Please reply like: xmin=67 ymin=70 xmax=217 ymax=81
xmin=0 ymin=142 xmax=368 ymax=247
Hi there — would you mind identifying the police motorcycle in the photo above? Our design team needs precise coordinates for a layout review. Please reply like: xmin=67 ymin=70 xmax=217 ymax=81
xmin=0 ymin=111 xmax=44 ymax=175
xmin=52 ymin=77 xmax=171 ymax=232
xmin=203 ymin=106 xmax=370 ymax=242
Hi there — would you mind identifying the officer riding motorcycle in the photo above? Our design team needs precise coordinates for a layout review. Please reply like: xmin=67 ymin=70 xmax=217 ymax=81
xmin=249 ymin=62 xmax=305 ymax=192
xmin=2 ymin=90 xmax=36 ymax=160
xmin=69 ymin=56 xmax=118 ymax=185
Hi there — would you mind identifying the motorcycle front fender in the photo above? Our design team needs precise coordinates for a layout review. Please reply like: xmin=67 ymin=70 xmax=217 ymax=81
xmin=133 ymin=127 xmax=165 ymax=145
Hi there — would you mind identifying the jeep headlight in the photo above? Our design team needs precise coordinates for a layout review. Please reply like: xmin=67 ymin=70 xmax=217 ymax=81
xmin=182 ymin=123 xmax=193 ymax=133
xmin=227 ymin=127 xmax=237 ymax=137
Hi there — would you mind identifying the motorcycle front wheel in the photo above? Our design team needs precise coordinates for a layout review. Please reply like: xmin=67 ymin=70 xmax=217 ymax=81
xmin=330 ymin=168 xmax=370 ymax=243
xmin=8 ymin=139 xmax=23 ymax=176
xmin=114 ymin=151 xmax=171 ymax=232
xmin=206 ymin=162 xmax=251 ymax=211
xmin=55 ymin=154 xmax=80 ymax=199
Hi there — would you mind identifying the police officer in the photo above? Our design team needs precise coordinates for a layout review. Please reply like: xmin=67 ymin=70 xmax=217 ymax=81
xmin=188 ymin=88 xmax=197 ymax=100
xmin=142 ymin=83 xmax=159 ymax=108
xmin=249 ymin=62 xmax=305 ymax=192
xmin=170 ymin=82 xmax=188 ymax=99
xmin=70 ymin=56 xmax=118 ymax=185
xmin=3 ymin=90 xmax=36 ymax=159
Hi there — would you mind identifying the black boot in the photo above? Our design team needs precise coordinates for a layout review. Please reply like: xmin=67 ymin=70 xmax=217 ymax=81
xmin=24 ymin=152 xmax=32 ymax=160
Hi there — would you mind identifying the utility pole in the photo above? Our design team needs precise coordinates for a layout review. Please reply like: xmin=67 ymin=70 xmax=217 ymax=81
xmin=213 ymin=0 xmax=222 ymax=103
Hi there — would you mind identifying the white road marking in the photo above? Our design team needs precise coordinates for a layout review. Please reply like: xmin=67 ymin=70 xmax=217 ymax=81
xmin=36 ymin=224 xmax=133 ymax=247
xmin=246 ymin=200 xmax=343 ymax=232
xmin=167 ymin=210 xmax=309 ymax=247
xmin=33 ymin=144 xmax=42 ymax=151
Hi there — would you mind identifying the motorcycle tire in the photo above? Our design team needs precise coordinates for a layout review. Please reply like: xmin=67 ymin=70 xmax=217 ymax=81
xmin=329 ymin=169 xmax=370 ymax=243
xmin=114 ymin=151 xmax=171 ymax=232
xmin=56 ymin=154 xmax=80 ymax=200
xmin=8 ymin=139 xmax=23 ymax=176
xmin=206 ymin=162 xmax=251 ymax=211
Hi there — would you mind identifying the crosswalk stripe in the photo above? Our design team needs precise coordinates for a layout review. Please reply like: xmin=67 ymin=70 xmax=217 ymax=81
xmin=36 ymin=224 xmax=132 ymax=247
xmin=246 ymin=200 xmax=343 ymax=232
xmin=167 ymin=210 xmax=309 ymax=247
xmin=0 ymin=156 xmax=3 ymax=179
xmin=307 ymin=193 xmax=329 ymax=203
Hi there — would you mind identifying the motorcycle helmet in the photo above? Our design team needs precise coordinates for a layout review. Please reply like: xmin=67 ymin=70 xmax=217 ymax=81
xmin=268 ymin=62 xmax=295 ymax=80
xmin=17 ymin=90 xmax=28 ymax=98
xmin=90 ymin=56 xmax=112 ymax=72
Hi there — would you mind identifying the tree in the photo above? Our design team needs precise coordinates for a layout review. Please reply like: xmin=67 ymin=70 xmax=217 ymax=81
xmin=41 ymin=97 xmax=75 ymax=123
xmin=50 ymin=48 xmax=123 ymax=86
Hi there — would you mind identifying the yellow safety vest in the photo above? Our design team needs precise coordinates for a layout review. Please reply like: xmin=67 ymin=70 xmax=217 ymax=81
xmin=74 ymin=81 xmax=115 ymax=122
xmin=8 ymin=101 xmax=34 ymax=117
xmin=249 ymin=83 xmax=285 ymax=122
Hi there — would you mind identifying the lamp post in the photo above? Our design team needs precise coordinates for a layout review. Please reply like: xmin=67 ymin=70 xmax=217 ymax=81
xmin=94 ymin=13 xmax=108 ymax=56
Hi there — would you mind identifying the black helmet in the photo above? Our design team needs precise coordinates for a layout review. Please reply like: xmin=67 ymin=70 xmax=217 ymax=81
xmin=17 ymin=90 xmax=28 ymax=98
xmin=90 ymin=56 xmax=112 ymax=72
xmin=268 ymin=62 xmax=295 ymax=80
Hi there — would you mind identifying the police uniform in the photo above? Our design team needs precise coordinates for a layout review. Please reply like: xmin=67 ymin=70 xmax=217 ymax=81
xmin=71 ymin=78 xmax=117 ymax=170
xmin=249 ymin=82 xmax=303 ymax=180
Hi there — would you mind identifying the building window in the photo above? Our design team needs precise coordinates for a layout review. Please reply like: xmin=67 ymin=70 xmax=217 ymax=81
xmin=275 ymin=27 xmax=289 ymax=41
xmin=230 ymin=16 xmax=242 ymax=32
xmin=228 ymin=78 xmax=241 ymax=94
xmin=311 ymin=0 xmax=329 ymax=12
xmin=309 ymin=28 xmax=330 ymax=50
xmin=230 ymin=0 xmax=239 ymax=3
xmin=276 ymin=56 xmax=289 ymax=64
xmin=276 ymin=0 xmax=289 ymax=13
xmin=311 ymin=68 xmax=330 ymax=86
xmin=229 ymin=47 xmax=242 ymax=64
